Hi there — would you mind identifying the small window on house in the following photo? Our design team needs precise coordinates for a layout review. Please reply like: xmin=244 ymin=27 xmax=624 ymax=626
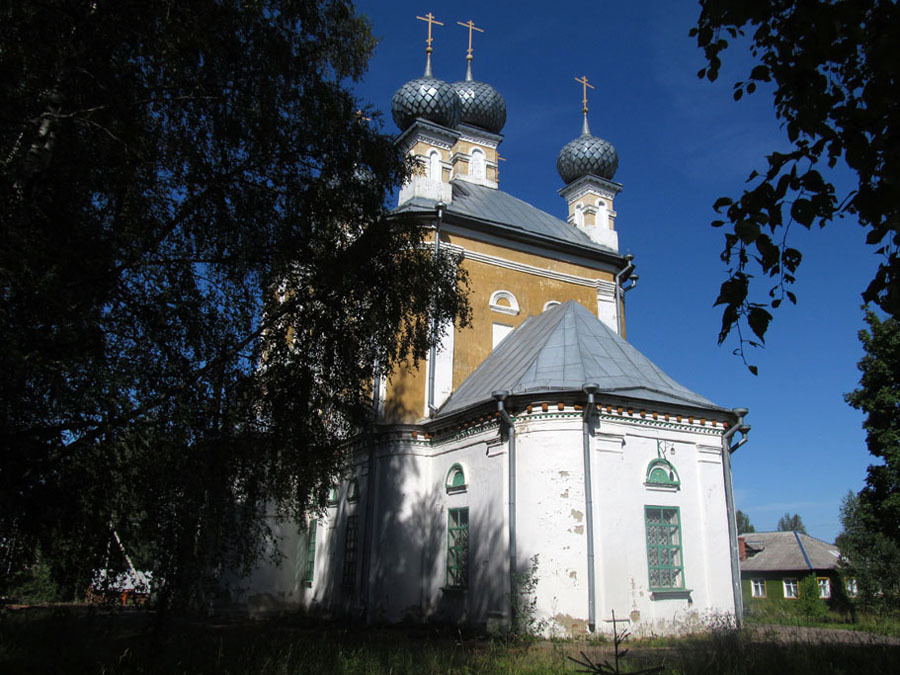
xmin=470 ymin=148 xmax=485 ymax=180
xmin=447 ymin=507 xmax=469 ymax=589
xmin=446 ymin=463 xmax=467 ymax=493
xmin=646 ymin=458 xmax=680 ymax=488
xmin=846 ymin=578 xmax=858 ymax=597
xmin=489 ymin=290 xmax=519 ymax=315
xmin=783 ymin=578 xmax=799 ymax=599
xmin=817 ymin=577 xmax=832 ymax=599
xmin=304 ymin=520 xmax=317 ymax=583
xmin=346 ymin=478 xmax=359 ymax=503
xmin=645 ymin=506 xmax=684 ymax=590
xmin=343 ymin=515 xmax=359 ymax=590
xmin=327 ymin=487 xmax=339 ymax=506
xmin=751 ymin=578 xmax=766 ymax=598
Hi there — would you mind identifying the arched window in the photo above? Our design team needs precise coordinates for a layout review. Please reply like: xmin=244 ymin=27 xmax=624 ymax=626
xmin=470 ymin=148 xmax=486 ymax=180
xmin=489 ymin=289 xmax=519 ymax=315
xmin=543 ymin=301 xmax=561 ymax=311
xmin=428 ymin=150 xmax=441 ymax=180
xmin=346 ymin=478 xmax=359 ymax=503
xmin=327 ymin=486 xmax=339 ymax=506
xmin=646 ymin=458 xmax=680 ymax=488
xmin=446 ymin=463 xmax=467 ymax=493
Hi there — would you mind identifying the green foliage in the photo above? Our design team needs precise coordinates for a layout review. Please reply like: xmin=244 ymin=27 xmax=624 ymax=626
xmin=796 ymin=574 xmax=826 ymax=621
xmin=776 ymin=513 xmax=807 ymax=534
xmin=838 ymin=310 xmax=900 ymax=614
xmin=736 ymin=509 xmax=755 ymax=534
xmin=692 ymin=1 xmax=900 ymax=368
xmin=509 ymin=554 xmax=546 ymax=640
xmin=838 ymin=491 xmax=900 ymax=614
xmin=0 ymin=1 xmax=469 ymax=610
xmin=5 ymin=559 xmax=62 ymax=604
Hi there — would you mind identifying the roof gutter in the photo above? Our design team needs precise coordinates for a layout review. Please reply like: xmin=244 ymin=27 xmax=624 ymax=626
xmin=582 ymin=383 xmax=599 ymax=632
xmin=427 ymin=202 xmax=445 ymax=417
xmin=615 ymin=255 xmax=636 ymax=337
xmin=722 ymin=407 xmax=751 ymax=626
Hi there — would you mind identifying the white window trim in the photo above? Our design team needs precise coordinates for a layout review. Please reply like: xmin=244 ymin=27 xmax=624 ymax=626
xmin=751 ymin=578 xmax=766 ymax=598
xmin=783 ymin=578 xmax=799 ymax=599
xmin=817 ymin=577 xmax=832 ymax=599
xmin=543 ymin=300 xmax=561 ymax=311
xmin=489 ymin=290 xmax=519 ymax=315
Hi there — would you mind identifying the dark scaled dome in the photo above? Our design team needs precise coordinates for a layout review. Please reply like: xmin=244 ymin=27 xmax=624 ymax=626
xmin=392 ymin=77 xmax=461 ymax=131
xmin=453 ymin=79 xmax=506 ymax=134
xmin=556 ymin=118 xmax=619 ymax=184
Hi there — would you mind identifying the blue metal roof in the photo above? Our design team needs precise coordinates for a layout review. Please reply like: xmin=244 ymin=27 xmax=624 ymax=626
xmin=438 ymin=300 xmax=726 ymax=416
xmin=396 ymin=181 xmax=616 ymax=254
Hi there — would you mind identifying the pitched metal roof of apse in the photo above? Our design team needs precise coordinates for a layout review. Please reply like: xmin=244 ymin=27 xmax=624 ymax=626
xmin=439 ymin=300 xmax=725 ymax=416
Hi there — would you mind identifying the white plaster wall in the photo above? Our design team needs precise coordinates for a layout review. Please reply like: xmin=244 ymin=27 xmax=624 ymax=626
xmin=513 ymin=415 xmax=592 ymax=634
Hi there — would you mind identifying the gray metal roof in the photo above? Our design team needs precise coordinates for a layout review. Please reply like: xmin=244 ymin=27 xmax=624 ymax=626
xmin=396 ymin=181 xmax=616 ymax=255
xmin=438 ymin=300 xmax=725 ymax=417
xmin=740 ymin=531 xmax=842 ymax=573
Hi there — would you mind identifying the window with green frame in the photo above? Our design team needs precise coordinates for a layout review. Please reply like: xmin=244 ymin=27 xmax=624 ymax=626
xmin=645 ymin=458 xmax=680 ymax=488
xmin=342 ymin=515 xmax=358 ymax=589
xmin=447 ymin=507 xmax=469 ymax=588
xmin=446 ymin=463 xmax=466 ymax=493
xmin=304 ymin=520 xmax=317 ymax=583
xmin=644 ymin=505 xmax=684 ymax=590
xmin=346 ymin=478 xmax=359 ymax=503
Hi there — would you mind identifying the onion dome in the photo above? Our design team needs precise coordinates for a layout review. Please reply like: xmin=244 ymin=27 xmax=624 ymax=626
xmin=453 ymin=63 xmax=506 ymax=134
xmin=392 ymin=76 xmax=461 ymax=131
xmin=556 ymin=115 xmax=619 ymax=184
xmin=391 ymin=35 xmax=461 ymax=132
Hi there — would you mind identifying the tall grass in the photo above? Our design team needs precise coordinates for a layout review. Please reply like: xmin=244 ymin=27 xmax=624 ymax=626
xmin=2 ymin=607 xmax=900 ymax=674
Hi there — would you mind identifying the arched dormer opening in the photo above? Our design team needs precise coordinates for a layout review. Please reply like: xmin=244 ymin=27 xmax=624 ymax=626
xmin=645 ymin=458 xmax=680 ymax=489
xmin=446 ymin=463 xmax=467 ymax=493
xmin=470 ymin=148 xmax=486 ymax=180
xmin=428 ymin=150 xmax=442 ymax=181
xmin=489 ymin=290 xmax=519 ymax=316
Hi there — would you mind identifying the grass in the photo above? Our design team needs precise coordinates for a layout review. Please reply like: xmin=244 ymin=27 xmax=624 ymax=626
xmin=2 ymin=606 xmax=900 ymax=674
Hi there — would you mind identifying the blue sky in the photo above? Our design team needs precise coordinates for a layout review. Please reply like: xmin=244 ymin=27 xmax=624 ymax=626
xmin=351 ymin=0 xmax=876 ymax=543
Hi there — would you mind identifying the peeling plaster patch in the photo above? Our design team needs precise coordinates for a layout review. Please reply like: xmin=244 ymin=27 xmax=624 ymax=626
xmin=570 ymin=508 xmax=583 ymax=522
xmin=554 ymin=613 xmax=588 ymax=636
xmin=560 ymin=488 xmax=569 ymax=498
xmin=630 ymin=610 xmax=641 ymax=623
xmin=574 ymin=525 xmax=584 ymax=535
xmin=569 ymin=570 xmax=577 ymax=579
xmin=559 ymin=470 xmax=570 ymax=477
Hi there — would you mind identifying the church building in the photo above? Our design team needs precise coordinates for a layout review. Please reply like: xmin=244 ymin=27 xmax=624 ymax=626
xmin=240 ymin=16 xmax=748 ymax=636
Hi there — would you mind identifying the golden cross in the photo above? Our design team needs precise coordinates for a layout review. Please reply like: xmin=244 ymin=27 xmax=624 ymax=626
xmin=417 ymin=12 xmax=444 ymax=50
xmin=575 ymin=75 xmax=595 ymax=114
xmin=457 ymin=19 xmax=484 ymax=59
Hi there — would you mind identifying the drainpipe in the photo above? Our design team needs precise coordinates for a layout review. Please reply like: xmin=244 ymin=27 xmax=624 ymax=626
xmin=614 ymin=255 xmax=635 ymax=338
xmin=582 ymin=383 xmax=600 ymax=632
xmin=493 ymin=390 xmax=516 ymax=619
xmin=722 ymin=407 xmax=750 ymax=626
xmin=427 ymin=202 xmax=446 ymax=417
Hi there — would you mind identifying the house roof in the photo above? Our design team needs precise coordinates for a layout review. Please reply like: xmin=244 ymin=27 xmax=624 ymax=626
xmin=437 ymin=300 xmax=726 ymax=417
xmin=740 ymin=531 xmax=842 ymax=573
xmin=395 ymin=180 xmax=617 ymax=256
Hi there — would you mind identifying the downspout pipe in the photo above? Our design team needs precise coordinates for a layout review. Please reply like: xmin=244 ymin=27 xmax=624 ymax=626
xmin=427 ymin=202 xmax=446 ymax=417
xmin=722 ymin=407 xmax=750 ymax=626
xmin=582 ymin=383 xmax=600 ymax=632
xmin=493 ymin=390 xmax=517 ymax=620
xmin=614 ymin=254 xmax=635 ymax=338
